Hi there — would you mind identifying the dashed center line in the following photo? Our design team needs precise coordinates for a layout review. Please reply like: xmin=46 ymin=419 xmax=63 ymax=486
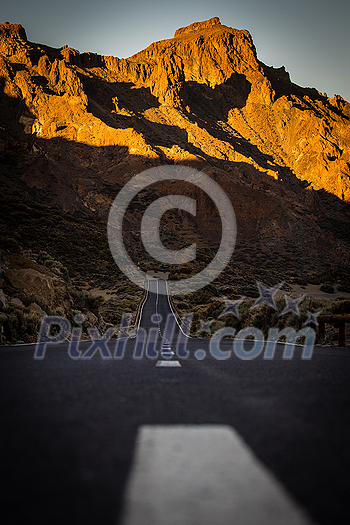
xmin=156 ymin=360 xmax=181 ymax=367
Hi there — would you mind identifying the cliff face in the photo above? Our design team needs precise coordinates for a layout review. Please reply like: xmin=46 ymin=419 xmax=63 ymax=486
xmin=1 ymin=17 xmax=349 ymax=200
xmin=1 ymin=18 xmax=350 ymax=283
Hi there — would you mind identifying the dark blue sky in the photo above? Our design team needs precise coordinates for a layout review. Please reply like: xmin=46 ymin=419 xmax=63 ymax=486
xmin=3 ymin=0 xmax=350 ymax=101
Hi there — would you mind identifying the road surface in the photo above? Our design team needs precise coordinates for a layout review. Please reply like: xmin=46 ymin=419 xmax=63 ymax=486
xmin=1 ymin=279 xmax=350 ymax=524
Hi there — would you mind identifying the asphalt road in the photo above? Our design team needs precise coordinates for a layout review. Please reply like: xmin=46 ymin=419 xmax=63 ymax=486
xmin=1 ymin=279 xmax=350 ymax=524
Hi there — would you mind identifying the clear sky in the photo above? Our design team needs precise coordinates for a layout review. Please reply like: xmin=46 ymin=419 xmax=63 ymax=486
xmin=2 ymin=0 xmax=350 ymax=101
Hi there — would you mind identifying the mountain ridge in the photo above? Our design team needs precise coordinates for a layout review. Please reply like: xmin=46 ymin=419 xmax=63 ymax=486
xmin=1 ymin=18 xmax=350 ymax=294
xmin=1 ymin=18 xmax=349 ymax=198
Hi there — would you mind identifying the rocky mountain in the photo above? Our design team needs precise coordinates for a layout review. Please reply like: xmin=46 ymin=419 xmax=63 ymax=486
xmin=1 ymin=17 xmax=350 ymax=299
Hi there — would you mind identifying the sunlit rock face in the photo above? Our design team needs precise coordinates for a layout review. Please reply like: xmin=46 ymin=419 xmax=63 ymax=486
xmin=1 ymin=18 xmax=350 ymax=269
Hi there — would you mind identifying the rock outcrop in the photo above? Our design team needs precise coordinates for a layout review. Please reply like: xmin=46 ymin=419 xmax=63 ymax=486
xmin=1 ymin=18 xmax=349 ymax=199
xmin=1 ymin=252 xmax=73 ymax=313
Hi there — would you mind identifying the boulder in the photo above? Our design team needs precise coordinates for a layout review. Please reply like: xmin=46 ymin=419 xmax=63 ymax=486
xmin=5 ymin=268 xmax=72 ymax=313
xmin=10 ymin=297 xmax=25 ymax=308
xmin=2 ymin=253 xmax=73 ymax=314
xmin=28 ymin=302 xmax=47 ymax=317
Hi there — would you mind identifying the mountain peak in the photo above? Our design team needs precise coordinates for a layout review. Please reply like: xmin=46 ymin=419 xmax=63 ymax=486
xmin=174 ymin=17 xmax=221 ymax=37
xmin=0 ymin=21 xmax=27 ymax=42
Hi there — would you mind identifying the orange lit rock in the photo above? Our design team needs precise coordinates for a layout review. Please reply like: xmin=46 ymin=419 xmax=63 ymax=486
xmin=1 ymin=18 xmax=348 ymax=201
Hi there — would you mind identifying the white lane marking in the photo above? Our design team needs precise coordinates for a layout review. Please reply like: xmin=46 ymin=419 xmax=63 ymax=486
xmin=120 ymin=425 xmax=315 ymax=525
xmin=156 ymin=361 xmax=181 ymax=367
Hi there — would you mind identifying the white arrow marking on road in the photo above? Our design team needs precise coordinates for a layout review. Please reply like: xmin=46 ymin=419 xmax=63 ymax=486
xmin=120 ymin=425 xmax=316 ymax=525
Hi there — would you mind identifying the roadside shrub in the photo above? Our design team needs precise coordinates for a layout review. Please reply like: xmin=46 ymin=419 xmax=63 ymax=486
xmin=6 ymin=308 xmax=42 ymax=343
xmin=210 ymin=320 xmax=225 ymax=334
xmin=332 ymin=300 xmax=350 ymax=315
xmin=206 ymin=300 xmax=224 ymax=318
xmin=224 ymin=314 xmax=240 ymax=329
xmin=295 ymin=278 xmax=308 ymax=286
xmin=307 ymin=275 xmax=321 ymax=285
xmin=0 ymin=236 xmax=21 ymax=253
xmin=23 ymin=249 xmax=70 ymax=282
xmin=69 ymin=289 xmax=105 ymax=313
xmin=338 ymin=284 xmax=350 ymax=293
xmin=241 ymin=285 xmax=259 ymax=298
xmin=320 ymin=284 xmax=335 ymax=293
xmin=177 ymin=302 xmax=189 ymax=310
xmin=187 ymin=289 xmax=212 ymax=306
xmin=99 ymin=298 xmax=137 ymax=326
xmin=220 ymin=285 xmax=238 ymax=297
xmin=85 ymin=295 xmax=105 ymax=313
xmin=203 ymin=284 xmax=219 ymax=296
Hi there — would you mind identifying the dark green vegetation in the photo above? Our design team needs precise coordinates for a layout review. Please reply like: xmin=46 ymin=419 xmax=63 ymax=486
xmin=2 ymin=192 xmax=350 ymax=296
xmin=0 ymin=195 xmax=120 ymax=288
xmin=1 ymin=193 xmax=350 ymax=344
xmin=173 ymin=293 xmax=350 ymax=344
